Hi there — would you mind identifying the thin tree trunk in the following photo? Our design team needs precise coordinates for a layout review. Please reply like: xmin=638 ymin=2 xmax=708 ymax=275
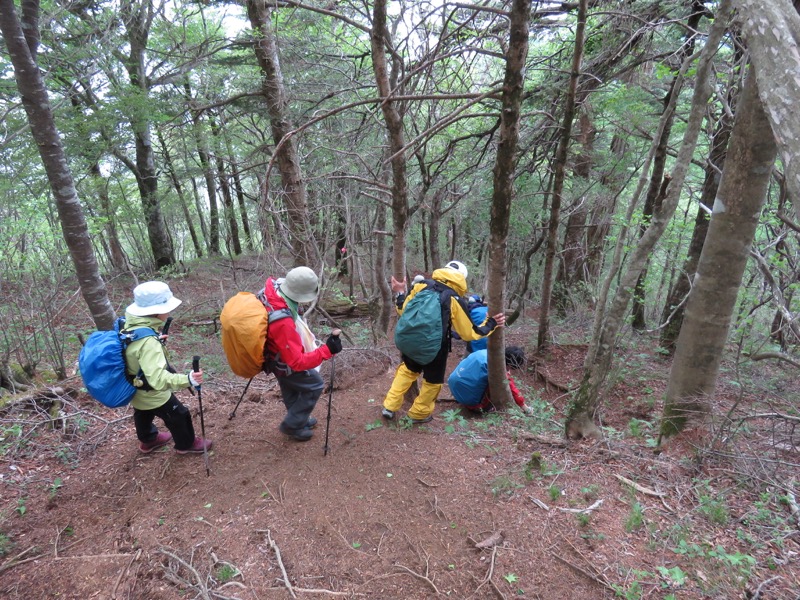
xmin=486 ymin=0 xmax=532 ymax=408
xmin=537 ymin=0 xmax=587 ymax=351
xmin=0 ymin=0 xmax=114 ymax=330
xmin=660 ymin=68 xmax=777 ymax=441
xmin=247 ymin=0 xmax=317 ymax=267
xmin=209 ymin=114 xmax=242 ymax=256
xmin=371 ymin=0 xmax=409 ymax=284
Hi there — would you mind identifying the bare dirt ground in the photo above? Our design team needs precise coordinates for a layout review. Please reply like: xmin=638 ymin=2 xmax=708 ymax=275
xmin=1 ymin=258 xmax=799 ymax=599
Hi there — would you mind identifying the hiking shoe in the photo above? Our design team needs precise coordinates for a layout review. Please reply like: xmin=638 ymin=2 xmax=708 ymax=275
xmin=175 ymin=437 xmax=213 ymax=455
xmin=139 ymin=431 xmax=172 ymax=454
xmin=381 ymin=408 xmax=395 ymax=420
xmin=410 ymin=415 xmax=433 ymax=424
xmin=279 ymin=423 xmax=314 ymax=441
xmin=306 ymin=417 xmax=318 ymax=429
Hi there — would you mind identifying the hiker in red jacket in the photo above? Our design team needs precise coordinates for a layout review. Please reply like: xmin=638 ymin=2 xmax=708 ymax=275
xmin=262 ymin=267 xmax=342 ymax=441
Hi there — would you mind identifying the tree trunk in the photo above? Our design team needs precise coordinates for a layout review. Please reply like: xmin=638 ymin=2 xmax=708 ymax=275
xmin=0 ymin=0 xmax=115 ymax=330
xmin=537 ymin=0 xmax=587 ymax=351
xmin=209 ymin=113 xmax=242 ymax=256
xmin=566 ymin=1 xmax=732 ymax=438
xmin=659 ymin=68 xmax=777 ymax=442
xmin=733 ymin=0 xmax=800 ymax=221
xmin=486 ymin=0 xmax=532 ymax=408
xmin=246 ymin=0 xmax=317 ymax=267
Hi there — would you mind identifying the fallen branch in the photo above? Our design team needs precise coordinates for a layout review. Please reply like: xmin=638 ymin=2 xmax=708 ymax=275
xmin=0 ymin=545 xmax=42 ymax=575
xmin=262 ymin=529 xmax=296 ymax=599
xmin=529 ymin=496 xmax=550 ymax=511
xmin=614 ymin=474 xmax=665 ymax=497
xmin=111 ymin=548 xmax=141 ymax=599
xmin=552 ymin=553 xmax=615 ymax=592
xmin=394 ymin=563 xmax=441 ymax=595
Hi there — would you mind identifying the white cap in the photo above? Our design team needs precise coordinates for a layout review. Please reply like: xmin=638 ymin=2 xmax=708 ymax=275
xmin=126 ymin=281 xmax=182 ymax=316
xmin=444 ymin=260 xmax=468 ymax=278
xmin=280 ymin=266 xmax=319 ymax=303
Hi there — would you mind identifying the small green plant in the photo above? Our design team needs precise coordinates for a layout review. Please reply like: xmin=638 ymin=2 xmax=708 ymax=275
xmin=0 ymin=532 xmax=12 ymax=556
xmin=627 ymin=418 xmax=651 ymax=438
xmin=441 ymin=408 xmax=468 ymax=433
xmin=503 ymin=573 xmax=519 ymax=584
xmin=698 ymin=494 xmax=729 ymax=525
xmin=48 ymin=477 xmax=63 ymax=500
xmin=16 ymin=497 xmax=27 ymax=517
xmin=351 ymin=541 xmax=362 ymax=549
xmin=365 ymin=419 xmax=383 ymax=431
xmin=490 ymin=475 xmax=522 ymax=498
xmin=575 ymin=512 xmax=591 ymax=527
xmin=523 ymin=452 xmax=542 ymax=481
xmin=397 ymin=416 xmax=413 ymax=430
xmin=547 ymin=485 xmax=562 ymax=502
xmin=0 ymin=424 xmax=24 ymax=454
xmin=216 ymin=563 xmax=239 ymax=583
xmin=625 ymin=502 xmax=645 ymax=532
xmin=581 ymin=484 xmax=600 ymax=500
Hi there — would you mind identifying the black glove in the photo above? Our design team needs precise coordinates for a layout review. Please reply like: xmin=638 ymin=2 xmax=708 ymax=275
xmin=325 ymin=333 xmax=342 ymax=355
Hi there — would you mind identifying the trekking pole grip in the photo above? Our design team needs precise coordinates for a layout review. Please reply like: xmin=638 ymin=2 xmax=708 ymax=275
xmin=192 ymin=356 xmax=200 ymax=387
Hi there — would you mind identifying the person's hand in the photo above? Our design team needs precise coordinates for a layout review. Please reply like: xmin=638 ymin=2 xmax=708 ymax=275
xmin=492 ymin=312 xmax=506 ymax=328
xmin=325 ymin=332 xmax=342 ymax=355
xmin=189 ymin=369 xmax=203 ymax=386
xmin=391 ymin=275 xmax=406 ymax=294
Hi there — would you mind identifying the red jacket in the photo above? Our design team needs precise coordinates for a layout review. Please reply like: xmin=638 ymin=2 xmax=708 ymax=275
xmin=263 ymin=278 xmax=332 ymax=373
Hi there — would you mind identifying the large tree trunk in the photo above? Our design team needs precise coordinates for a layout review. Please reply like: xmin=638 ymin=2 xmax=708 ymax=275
xmin=659 ymin=101 xmax=735 ymax=352
xmin=371 ymin=0 xmax=409 ymax=285
xmin=659 ymin=68 xmax=777 ymax=442
xmin=0 ymin=0 xmax=115 ymax=330
xmin=485 ymin=0 xmax=532 ymax=408
xmin=537 ymin=0 xmax=587 ymax=351
xmin=733 ymin=0 xmax=800 ymax=221
xmin=566 ymin=1 xmax=732 ymax=438
xmin=247 ymin=0 xmax=317 ymax=268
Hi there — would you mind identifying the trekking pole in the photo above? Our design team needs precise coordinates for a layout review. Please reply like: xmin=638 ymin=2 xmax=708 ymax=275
xmin=161 ymin=316 xmax=173 ymax=340
xmin=228 ymin=377 xmax=254 ymax=420
xmin=192 ymin=356 xmax=210 ymax=477
xmin=323 ymin=329 xmax=341 ymax=457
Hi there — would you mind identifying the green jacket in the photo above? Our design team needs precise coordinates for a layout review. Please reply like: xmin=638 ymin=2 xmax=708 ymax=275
xmin=123 ymin=312 xmax=192 ymax=410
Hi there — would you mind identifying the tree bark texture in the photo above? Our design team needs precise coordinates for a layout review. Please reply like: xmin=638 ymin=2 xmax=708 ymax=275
xmin=537 ymin=0 xmax=587 ymax=351
xmin=371 ymin=0 xmax=409 ymax=284
xmin=734 ymin=0 xmax=800 ymax=220
xmin=486 ymin=0 xmax=532 ymax=407
xmin=660 ymin=68 xmax=777 ymax=441
xmin=247 ymin=0 xmax=317 ymax=267
xmin=0 ymin=0 xmax=115 ymax=331
xmin=566 ymin=0 xmax=732 ymax=438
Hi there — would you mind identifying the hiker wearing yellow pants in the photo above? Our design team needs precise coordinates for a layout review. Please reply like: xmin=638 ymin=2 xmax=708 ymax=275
xmin=382 ymin=262 xmax=505 ymax=424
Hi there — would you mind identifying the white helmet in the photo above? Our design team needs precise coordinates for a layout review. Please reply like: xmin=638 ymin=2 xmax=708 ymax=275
xmin=280 ymin=266 xmax=319 ymax=303
xmin=443 ymin=260 xmax=468 ymax=278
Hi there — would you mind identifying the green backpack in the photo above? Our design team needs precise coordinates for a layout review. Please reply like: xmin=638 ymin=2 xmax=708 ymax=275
xmin=394 ymin=281 xmax=454 ymax=364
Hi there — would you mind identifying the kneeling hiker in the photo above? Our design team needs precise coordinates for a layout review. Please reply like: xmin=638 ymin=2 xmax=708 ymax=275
xmin=124 ymin=281 xmax=211 ymax=454
xmin=262 ymin=267 xmax=342 ymax=441
xmin=448 ymin=346 xmax=528 ymax=415
xmin=382 ymin=261 xmax=505 ymax=424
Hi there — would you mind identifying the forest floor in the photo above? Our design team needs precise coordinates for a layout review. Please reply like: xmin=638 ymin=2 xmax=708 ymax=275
xmin=0 ymin=256 xmax=799 ymax=600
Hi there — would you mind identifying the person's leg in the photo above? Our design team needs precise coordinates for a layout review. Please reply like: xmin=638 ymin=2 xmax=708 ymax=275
xmin=278 ymin=370 xmax=324 ymax=433
xmin=382 ymin=361 xmax=421 ymax=416
xmin=408 ymin=346 xmax=448 ymax=421
xmin=133 ymin=407 xmax=158 ymax=442
xmin=153 ymin=394 xmax=196 ymax=450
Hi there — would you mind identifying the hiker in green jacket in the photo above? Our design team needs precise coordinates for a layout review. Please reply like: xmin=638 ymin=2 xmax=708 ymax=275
xmin=382 ymin=261 xmax=505 ymax=424
xmin=124 ymin=281 xmax=212 ymax=455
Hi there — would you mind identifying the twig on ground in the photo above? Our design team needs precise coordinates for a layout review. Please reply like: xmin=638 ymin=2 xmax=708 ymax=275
xmin=750 ymin=575 xmax=782 ymax=600
xmin=552 ymin=553 xmax=615 ymax=592
xmin=614 ymin=474 xmax=665 ymax=497
xmin=556 ymin=499 xmax=604 ymax=514
xmin=529 ymin=496 xmax=550 ymax=511
xmin=393 ymin=563 xmax=440 ymax=595
xmin=470 ymin=545 xmax=506 ymax=600
xmin=416 ymin=477 xmax=439 ymax=487
xmin=111 ymin=548 xmax=141 ymax=599
xmin=260 ymin=529 xmax=296 ymax=599
xmin=0 ymin=546 xmax=42 ymax=575
xmin=157 ymin=548 xmax=211 ymax=600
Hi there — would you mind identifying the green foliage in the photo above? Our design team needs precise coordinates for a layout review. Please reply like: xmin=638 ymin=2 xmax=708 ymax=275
xmin=490 ymin=475 xmax=523 ymax=498
xmin=215 ymin=563 xmax=239 ymax=583
xmin=624 ymin=502 xmax=645 ymax=532
xmin=0 ymin=531 xmax=12 ymax=556
xmin=547 ymin=485 xmax=562 ymax=502
xmin=365 ymin=419 xmax=383 ymax=432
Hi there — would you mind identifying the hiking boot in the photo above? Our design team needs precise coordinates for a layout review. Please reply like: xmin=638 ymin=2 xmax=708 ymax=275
xmin=306 ymin=417 xmax=318 ymax=429
xmin=381 ymin=408 xmax=395 ymax=420
xmin=139 ymin=431 xmax=172 ymax=454
xmin=175 ymin=437 xmax=213 ymax=455
xmin=410 ymin=415 xmax=433 ymax=424
xmin=279 ymin=423 xmax=314 ymax=441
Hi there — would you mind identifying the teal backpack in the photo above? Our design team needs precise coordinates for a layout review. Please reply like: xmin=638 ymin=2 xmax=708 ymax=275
xmin=394 ymin=281 xmax=455 ymax=364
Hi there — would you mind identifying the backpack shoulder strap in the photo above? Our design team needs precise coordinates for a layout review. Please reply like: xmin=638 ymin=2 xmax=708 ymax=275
xmin=268 ymin=308 xmax=293 ymax=323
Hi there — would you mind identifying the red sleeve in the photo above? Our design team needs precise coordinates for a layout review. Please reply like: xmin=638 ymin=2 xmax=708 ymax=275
xmin=266 ymin=317 xmax=332 ymax=372
xmin=508 ymin=373 xmax=526 ymax=408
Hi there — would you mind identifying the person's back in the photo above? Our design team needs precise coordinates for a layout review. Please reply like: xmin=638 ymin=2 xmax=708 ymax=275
xmin=447 ymin=346 xmax=528 ymax=414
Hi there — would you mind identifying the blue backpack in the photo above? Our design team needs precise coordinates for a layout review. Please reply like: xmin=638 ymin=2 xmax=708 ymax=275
xmin=78 ymin=317 xmax=158 ymax=408
xmin=394 ymin=281 xmax=454 ymax=365
xmin=466 ymin=298 xmax=489 ymax=353
xmin=447 ymin=349 xmax=489 ymax=406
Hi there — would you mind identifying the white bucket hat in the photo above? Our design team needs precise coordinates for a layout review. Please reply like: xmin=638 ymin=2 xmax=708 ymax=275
xmin=126 ymin=281 xmax=182 ymax=316
xmin=280 ymin=266 xmax=319 ymax=303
